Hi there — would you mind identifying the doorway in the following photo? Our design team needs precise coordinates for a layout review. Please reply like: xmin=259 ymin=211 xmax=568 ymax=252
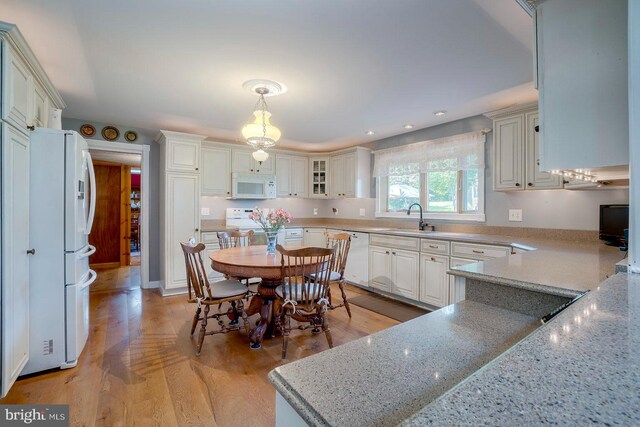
xmin=86 ymin=140 xmax=150 ymax=289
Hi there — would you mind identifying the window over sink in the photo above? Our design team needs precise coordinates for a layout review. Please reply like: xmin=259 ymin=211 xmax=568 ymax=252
xmin=374 ymin=131 xmax=486 ymax=221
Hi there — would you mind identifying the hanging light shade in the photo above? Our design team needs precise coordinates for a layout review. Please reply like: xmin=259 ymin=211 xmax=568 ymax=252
xmin=241 ymin=88 xmax=281 ymax=150
xmin=252 ymin=149 xmax=269 ymax=164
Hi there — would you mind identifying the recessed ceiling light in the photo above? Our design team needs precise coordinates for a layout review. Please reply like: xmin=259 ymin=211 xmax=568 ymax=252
xmin=403 ymin=124 xmax=414 ymax=129
xmin=434 ymin=110 xmax=447 ymax=117
xmin=366 ymin=130 xmax=375 ymax=135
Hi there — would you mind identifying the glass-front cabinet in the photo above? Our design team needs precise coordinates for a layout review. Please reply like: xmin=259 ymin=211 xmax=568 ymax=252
xmin=309 ymin=157 xmax=329 ymax=198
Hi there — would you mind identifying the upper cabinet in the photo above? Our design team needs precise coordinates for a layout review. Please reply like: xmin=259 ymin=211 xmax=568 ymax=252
xmin=201 ymin=143 xmax=231 ymax=196
xmin=535 ymin=0 xmax=628 ymax=171
xmin=488 ymin=104 xmax=562 ymax=191
xmin=276 ymin=154 xmax=308 ymax=198
xmin=231 ymin=148 xmax=275 ymax=174
xmin=157 ymin=131 xmax=204 ymax=173
xmin=329 ymin=147 xmax=371 ymax=198
xmin=309 ymin=157 xmax=330 ymax=198
xmin=1 ymin=23 xmax=65 ymax=136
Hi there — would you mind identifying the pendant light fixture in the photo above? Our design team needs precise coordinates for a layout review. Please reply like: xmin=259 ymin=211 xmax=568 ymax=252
xmin=241 ymin=79 xmax=285 ymax=164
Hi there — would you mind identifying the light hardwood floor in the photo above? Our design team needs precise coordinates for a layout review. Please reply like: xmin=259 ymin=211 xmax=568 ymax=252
xmin=1 ymin=269 xmax=398 ymax=426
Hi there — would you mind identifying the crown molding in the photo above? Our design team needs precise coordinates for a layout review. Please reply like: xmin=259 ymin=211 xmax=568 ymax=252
xmin=483 ymin=102 xmax=538 ymax=119
xmin=155 ymin=130 xmax=208 ymax=143
xmin=0 ymin=21 xmax=66 ymax=109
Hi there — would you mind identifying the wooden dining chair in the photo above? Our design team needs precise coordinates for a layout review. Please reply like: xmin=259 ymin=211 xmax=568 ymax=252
xmin=217 ymin=229 xmax=254 ymax=249
xmin=324 ymin=232 xmax=352 ymax=318
xmin=180 ymin=242 xmax=251 ymax=356
xmin=274 ymin=244 xmax=336 ymax=359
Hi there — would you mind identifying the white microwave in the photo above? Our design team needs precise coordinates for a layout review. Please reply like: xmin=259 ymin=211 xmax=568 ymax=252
xmin=231 ymin=173 xmax=277 ymax=199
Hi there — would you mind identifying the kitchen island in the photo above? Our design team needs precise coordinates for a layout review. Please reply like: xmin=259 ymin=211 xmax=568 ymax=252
xmin=269 ymin=237 xmax=636 ymax=426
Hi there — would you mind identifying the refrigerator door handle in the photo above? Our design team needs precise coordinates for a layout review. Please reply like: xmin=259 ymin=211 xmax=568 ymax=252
xmin=85 ymin=151 xmax=97 ymax=235
xmin=80 ymin=269 xmax=98 ymax=290
xmin=79 ymin=244 xmax=96 ymax=259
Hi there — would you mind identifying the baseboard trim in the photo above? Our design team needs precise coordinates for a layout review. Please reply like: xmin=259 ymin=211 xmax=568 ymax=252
xmin=159 ymin=286 xmax=188 ymax=297
xmin=144 ymin=280 xmax=160 ymax=289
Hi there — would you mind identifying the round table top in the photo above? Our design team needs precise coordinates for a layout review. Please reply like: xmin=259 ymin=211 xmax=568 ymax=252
xmin=209 ymin=245 xmax=292 ymax=280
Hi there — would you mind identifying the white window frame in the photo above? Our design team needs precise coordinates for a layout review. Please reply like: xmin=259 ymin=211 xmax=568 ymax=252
xmin=376 ymin=169 xmax=486 ymax=222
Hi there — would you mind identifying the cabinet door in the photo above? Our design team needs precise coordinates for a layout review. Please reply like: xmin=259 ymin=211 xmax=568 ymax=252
xmin=419 ymin=253 xmax=449 ymax=307
xmin=310 ymin=158 xmax=329 ymax=198
xmin=2 ymin=124 xmax=30 ymax=396
xmin=276 ymin=155 xmax=292 ymax=197
xmin=167 ymin=140 xmax=200 ymax=172
xmin=166 ymin=173 xmax=199 ymax=289
xmin=254 ymin=154 xmax=274 ymax=174
xmin=232 ymin=150 xmax=255 ymax=173
xmin=525 ymin=112 xmax=563 ymax=189
xmin=342 ymin=153 xmax=357 ymax=197
xmin=330 ymin=156 xmax=344 ymax=197
xmin=303 ymin=228 xmax=327 ymax=247
xmin=391 ymin=249 xmax=419 ymax=300
xmin=31 ymin=83 xmax=49 ymax=128
xmin=493 ymin=116 xmax=524 ymax=191
xmin=368 ymin=246 xmax=391 ymax=292
xmin=2 ymin=46 xmax=32 ymax=133
xmin=291 ymin=156 xmax=308 ymax=198
xmin=344 ymin=232 xmax=368 ymax=286
xmin=201 ymin=146 xmax=231 ymax=196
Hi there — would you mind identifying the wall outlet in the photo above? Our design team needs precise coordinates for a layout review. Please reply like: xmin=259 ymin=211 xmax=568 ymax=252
xmin=359 ymin=208 xmax=366 ymax=217
xmin=313 ymin=208 xmax=318 ymax=216
xmin=201 ymin=207 xmax=210 ymax=216
xmin=508 ymin=209 xmax=523 ymax=222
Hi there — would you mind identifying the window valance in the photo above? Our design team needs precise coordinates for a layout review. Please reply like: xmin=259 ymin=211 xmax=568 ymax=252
xmin=372 ymin=131 xmax=486 ymax=177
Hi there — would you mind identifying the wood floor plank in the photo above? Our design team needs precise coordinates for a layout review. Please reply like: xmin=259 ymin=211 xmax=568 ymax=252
xmin=1 ymin=266 xmax=398 ymax=426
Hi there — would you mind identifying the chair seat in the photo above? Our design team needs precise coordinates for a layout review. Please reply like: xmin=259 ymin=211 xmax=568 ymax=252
xmin=208 ymin=279 xmax=249 ymax=299
xmin=276 ymin=282 xmax=323 ymax=302
xmin=304 ymin=270 xmax=342 ymax=282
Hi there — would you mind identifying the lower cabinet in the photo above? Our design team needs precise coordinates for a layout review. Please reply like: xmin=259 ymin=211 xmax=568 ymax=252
xmin=303 ymin=228 xmax=327 ymax=247
xmin=368 ymin=246 xmax=419 ymax=298
xmin=419 ymin=254 xmax=450 ymax=307
xmin=201 ymin=232 xmax=225 ymax=282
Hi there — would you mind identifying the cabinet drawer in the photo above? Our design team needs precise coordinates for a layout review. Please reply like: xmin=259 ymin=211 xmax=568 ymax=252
xmin=449 ymin=257 xmax=479 ymax=268
xmin=451 ymin=242 xmax=511 ymax=260
xmin=420 ymin=239 xmax=450 ymax=255
xmin=370 ymin=234 xmax=420 ymax=251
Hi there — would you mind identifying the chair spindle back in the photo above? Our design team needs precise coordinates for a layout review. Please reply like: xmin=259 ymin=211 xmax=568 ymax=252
xmin=277 ymin=244 xmax=336 ymax=307
xmin=325 ymin=232 xmax=351 ymax=278
xmin=217 ymin=229 xmax=255 ymax=249
xmin=180 ymin=242 xmax=211 ymax=301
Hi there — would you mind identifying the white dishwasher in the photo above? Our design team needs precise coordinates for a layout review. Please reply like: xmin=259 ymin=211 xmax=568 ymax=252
xmin=344 ymin=231 xmax=369 ymax=288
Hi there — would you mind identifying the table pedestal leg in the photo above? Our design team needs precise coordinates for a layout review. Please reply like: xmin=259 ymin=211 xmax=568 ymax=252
xmin=247 ymin=280 xmax=279 ymax=349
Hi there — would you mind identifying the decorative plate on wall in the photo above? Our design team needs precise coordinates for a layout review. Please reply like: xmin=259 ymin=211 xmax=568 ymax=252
xmin=101 ymin=126 xmax=120 ymax=141
xmin=124 ymin=130 xmax=138 ymax=142
xmin=80 ymin=124 xmax=96 ymax=138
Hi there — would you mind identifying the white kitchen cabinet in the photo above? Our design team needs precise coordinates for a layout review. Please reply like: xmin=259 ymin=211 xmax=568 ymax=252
xmin=419 ymin=253 xmax=449 ymax=307
xmin=536 ymin=0 xmax=628 ymax=171
xmin=489 ymin=105 xmax=562 ymax=191
xmin=329 ymin=147 xmax=370 ymax=198
xmin=309 ymin=157 xmax=330 ymax=198
xmin=156 ymin=131 xmax=206 ymax=293
xmin=200 ymin=232 xmax=225 ymax=282
xmin=368 ymin=246 xmax=392 ymax=292
xmin=493 ymin=115 xmax=524 ymax=190
xmin=1 ymin=123 xmax=31 ymax=396
xmin=525 ymin=112 xmax=562 ymax=189
xmin=368 ymin=243 xmax=419 ymax=299
xmin=162 ymin=132 xmax=202 ymax=173
xmin=303 ymin=228 xmax=327 ymax=247
xmin=201 ymin=144 xmax=231 ymax=196
xmin=2 ymin=44 xmax=31 ymax=134
xmin=31 ymin=82 xmax=49 ymax=128
xmin=232 ymin=148 xmax=275 ymax=174
xmin=276 ymin=154 xmax=308 ymax=198
xmin=391 ymin=249 xmax=420 ymax=300
xmin=449 ymin=257 xmax=478 ymax=304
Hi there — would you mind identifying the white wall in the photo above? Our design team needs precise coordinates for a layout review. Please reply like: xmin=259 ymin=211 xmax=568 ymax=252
xmin=200 ymin=197 xmax=322 ymax=220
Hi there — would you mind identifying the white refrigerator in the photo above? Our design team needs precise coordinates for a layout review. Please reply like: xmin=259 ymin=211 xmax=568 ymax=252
xmin=22 ymin=129 xmax=97 ymax=375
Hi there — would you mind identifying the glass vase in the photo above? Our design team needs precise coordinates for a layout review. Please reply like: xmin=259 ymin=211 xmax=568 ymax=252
xmin=265 ymin=230 xmax=278 ymax=254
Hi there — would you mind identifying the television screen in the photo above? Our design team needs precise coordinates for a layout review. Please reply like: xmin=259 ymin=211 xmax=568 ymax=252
xmin=599 ymin=205 xmax=629 ymax=242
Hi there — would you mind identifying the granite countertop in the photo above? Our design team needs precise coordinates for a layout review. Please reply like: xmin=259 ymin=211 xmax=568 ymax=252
xmin=402 ymin=272 xmax=640 ymax=426
xmin=269 ymin=300 xmax=541 ymax=427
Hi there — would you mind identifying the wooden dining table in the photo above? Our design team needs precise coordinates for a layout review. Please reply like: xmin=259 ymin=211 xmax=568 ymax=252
xmin=210 ymin=245 xmax=303 ymax=349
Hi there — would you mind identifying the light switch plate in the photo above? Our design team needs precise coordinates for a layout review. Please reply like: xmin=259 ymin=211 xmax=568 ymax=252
xmin=201 ymin=207 xmax=210 ymax=216
xmin=359 ymin=208 xmax=366 ymax=217
xmin=508 ymin=209 xmax=523 ymax=222
xmin=313 ymin=208 xmax=318 ymax=216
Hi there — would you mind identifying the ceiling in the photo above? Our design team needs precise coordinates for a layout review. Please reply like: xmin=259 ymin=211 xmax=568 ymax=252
xmin=1 ymin=0 xmax=536 ymax=151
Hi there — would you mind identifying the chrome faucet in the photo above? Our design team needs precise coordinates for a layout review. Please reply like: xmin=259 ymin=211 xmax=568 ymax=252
xmin=407 ymin=203 xmax=428 ymax=231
